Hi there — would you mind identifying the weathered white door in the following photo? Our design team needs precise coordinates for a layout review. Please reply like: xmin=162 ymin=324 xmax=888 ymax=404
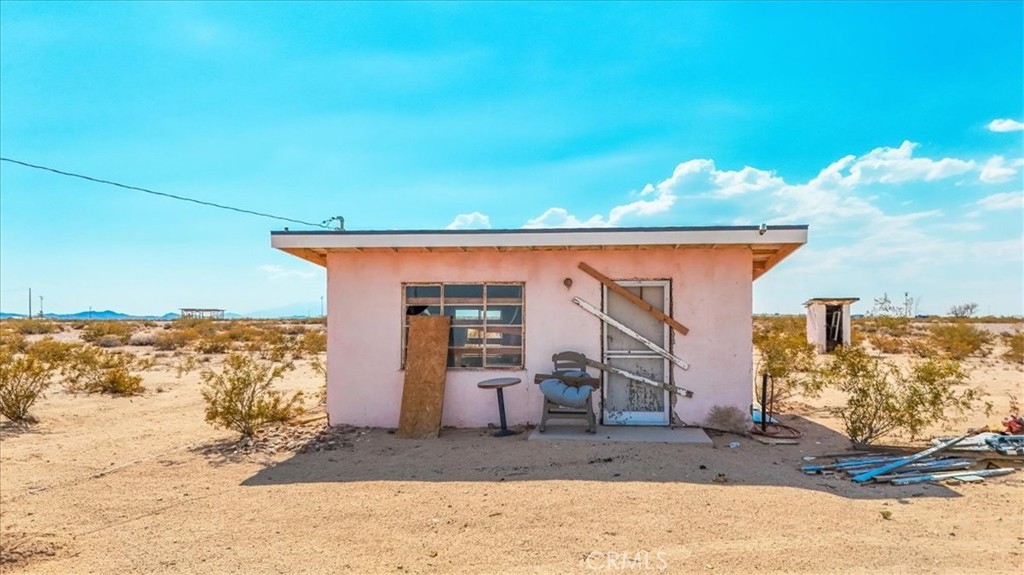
xmin=602 ymin=280 xmax=671 ymax=425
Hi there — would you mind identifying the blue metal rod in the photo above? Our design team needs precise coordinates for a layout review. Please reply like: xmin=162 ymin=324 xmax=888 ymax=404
xmin=851 ymin=435 xmax=969 ymax=483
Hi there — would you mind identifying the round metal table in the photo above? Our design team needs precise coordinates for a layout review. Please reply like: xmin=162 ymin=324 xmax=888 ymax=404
xmin=477 ymin=377 xmax=521 ymax=437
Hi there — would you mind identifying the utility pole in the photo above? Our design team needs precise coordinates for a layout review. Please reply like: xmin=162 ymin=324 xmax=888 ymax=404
xmin=28 ymin=288 xmax=32 ymax=319
xmin=39 ymin=295 xmax=44 ymax=318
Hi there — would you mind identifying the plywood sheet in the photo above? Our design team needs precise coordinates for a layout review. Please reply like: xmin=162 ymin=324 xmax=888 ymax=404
xmin=397 ymin=315 xmax=451 ymax=439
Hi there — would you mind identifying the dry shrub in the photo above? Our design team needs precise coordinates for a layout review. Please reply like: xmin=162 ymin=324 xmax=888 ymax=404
xmin=752 ymin=316 xmax=820 ymax=405
xmin=9 ymin=319 xmax=60 ymax=335
xmin=248 ymin=338 xmax=292 ymax=363
xmin=195 ymin=332 xmax=232 ymax=354
xmin=0 ymin=353 xmax=52 ymax=422
xmin=928 ymin=322 xmax=992 ymax=359
xmin=310 ymin=355 xmax=327 ymax=405
xmin=275 ymin=323 xmax=307 ymax=336
xmin=63 ymin=348 xmax=146 ymax=395
xmin=175 ymin=355 xmax=201 ymax=378
xmin=128 ymin=332 xmax=156 ymax=346
xmin=867 ymin=315 xmax=912 ymax=337
xmin=0 ymin=332 xmax=30 ymax=355
xmin=200 ymin=353 xmax=303 ymax=437
xmin=868 ymin=334 xmax=905 ymax=355
xmin=905 ymin=338 xmax=938 ymax=358
xmin=172 ymin=317 xmax=218 ymax=332
xmin=704 ymin=405 xmax=750 ymax=434
xmin=94 ymin=334 xmax=122 ymax=348
xmin=25 ymin=338 xmax=80 ymax=368
xmin=850 ymin=328 xmax=867 ymax=349
xmin=299 ymin=330 xmax=327 ymax=355
xmin=814 ymin=346 xmax=988 ymax=444
xmin=1001 ymin=332 xmax=1023 ymax=364
xmin=80 ymin=321 xmax=137 ymax=346
xmin=153 ymin=329 xmax=197 ymax=351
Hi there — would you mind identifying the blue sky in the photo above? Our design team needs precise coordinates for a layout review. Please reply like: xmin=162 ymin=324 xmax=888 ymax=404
xmin=1 ymin=2 xmax=1021 ymax=316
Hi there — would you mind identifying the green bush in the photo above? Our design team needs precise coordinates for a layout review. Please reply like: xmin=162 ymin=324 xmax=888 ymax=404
xmin=200 ymin=353 xmax=303 ymax=437
xmin=928 ymin=322 xmax=992 ymax=359
xmin=813 ymin=347 xmax=988 ymax=444
xmin=0 ymin=353 xmax=52 ymax=422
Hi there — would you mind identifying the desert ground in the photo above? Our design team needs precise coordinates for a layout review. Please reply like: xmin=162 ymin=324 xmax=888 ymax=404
xmin=1 ymin=319 xmax=1022 ymax=574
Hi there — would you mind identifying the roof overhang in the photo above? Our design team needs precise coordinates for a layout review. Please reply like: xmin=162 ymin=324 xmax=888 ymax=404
xmin=271 ymin=225 xmax=808 ymax=281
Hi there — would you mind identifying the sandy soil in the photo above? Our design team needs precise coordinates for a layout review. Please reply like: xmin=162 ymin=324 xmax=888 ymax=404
xmin=2 ymin=331 xmax=1023 ymax=574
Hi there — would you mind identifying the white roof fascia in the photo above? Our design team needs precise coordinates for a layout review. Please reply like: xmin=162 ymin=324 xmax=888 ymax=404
xmin=271 ymin=227 xmax=808 ymax=250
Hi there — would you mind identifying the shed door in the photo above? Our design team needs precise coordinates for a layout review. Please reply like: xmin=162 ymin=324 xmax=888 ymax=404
xmin=602 ymin=281 xmax=671 ymax=426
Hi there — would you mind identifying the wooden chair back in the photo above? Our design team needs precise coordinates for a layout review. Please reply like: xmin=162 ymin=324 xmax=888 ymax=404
xmin=552 ymin=351 xmax=588 ymax=373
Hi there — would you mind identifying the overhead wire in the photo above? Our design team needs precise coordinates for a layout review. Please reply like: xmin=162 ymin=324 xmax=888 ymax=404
xmin=0 ymin=157 xmax=330 ymax=229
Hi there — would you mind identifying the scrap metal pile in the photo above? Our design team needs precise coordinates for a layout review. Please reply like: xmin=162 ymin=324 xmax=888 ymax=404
xmin=802 ymin=434 xmax=1021 ymax=486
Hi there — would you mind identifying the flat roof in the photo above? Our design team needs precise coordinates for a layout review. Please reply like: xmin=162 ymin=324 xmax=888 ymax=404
xmin=804 ymin=298 xmax=860 ymax=305
xmin=271 ymin=225 xmax=808 ymax=280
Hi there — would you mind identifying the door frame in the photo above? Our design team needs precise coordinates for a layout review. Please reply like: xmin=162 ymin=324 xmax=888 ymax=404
xmin=601 ymin=279 xmax=671 ymax=426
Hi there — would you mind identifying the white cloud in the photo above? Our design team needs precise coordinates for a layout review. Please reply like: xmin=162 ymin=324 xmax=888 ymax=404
xmin=446 ymin=212 xmax=492 ymax=230
xmin=655 ymin=159 xmax=782 ymax=199
xmin=524 ymin=165 xmax=679 ymax=228
xmin=988 ymin=118 xmax=1024 ymax=132
xmin=979 ymin=156 xmax=1023 ymax=184
xmin=836 ymin=141 xmax=975 ymax=185
xmin=523 ymin=207 xmax=609 ymax=229
xmin=976 ymin=191 xmax=1023 ymax=212
xmin=524 ymin=141 xmax=989 ymax=230
xmin=258 ymin=264 xmax=316 ymax=281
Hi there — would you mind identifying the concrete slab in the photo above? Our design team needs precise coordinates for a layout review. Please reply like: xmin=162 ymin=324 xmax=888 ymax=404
xmin=527 ymin=424 xmax=713 ymax=445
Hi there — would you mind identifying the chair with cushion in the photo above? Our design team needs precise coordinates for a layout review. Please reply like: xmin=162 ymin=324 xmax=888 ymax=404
xmin=535 ymin=351 xmax=600 ymax=433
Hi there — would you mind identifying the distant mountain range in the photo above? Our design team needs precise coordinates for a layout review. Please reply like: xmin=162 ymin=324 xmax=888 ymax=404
xmin=0 ymin=302 xmax=323 ymax=320
xmin=0 ymin=310 xmax=187 ymax=321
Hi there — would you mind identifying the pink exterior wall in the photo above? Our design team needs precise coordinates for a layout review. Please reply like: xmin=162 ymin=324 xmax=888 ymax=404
xmin=325 ymin=248 xmax=753 ymax=428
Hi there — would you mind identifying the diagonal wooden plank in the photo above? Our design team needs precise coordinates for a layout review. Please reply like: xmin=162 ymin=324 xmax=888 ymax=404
xmin=578 ymin=261 xmax=690 ymax=335
xmin=572 ymin=296 xmax=690 ymax=370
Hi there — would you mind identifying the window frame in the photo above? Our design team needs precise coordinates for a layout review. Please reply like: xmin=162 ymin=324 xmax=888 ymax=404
xmin=401 ymin=281 xmax=525 ymax=370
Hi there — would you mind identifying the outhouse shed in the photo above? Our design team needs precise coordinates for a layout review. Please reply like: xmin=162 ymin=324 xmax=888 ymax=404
xmin=805 ymin=298 xmax=859 ymax=353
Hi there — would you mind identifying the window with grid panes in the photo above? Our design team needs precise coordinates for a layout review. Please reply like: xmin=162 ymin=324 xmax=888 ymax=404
xmin=403 ymin=283 xmax=524 ymax=368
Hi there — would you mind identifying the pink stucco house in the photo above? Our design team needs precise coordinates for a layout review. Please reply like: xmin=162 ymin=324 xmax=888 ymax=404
xmin=271 ymin=226 xmax=807 ymax=429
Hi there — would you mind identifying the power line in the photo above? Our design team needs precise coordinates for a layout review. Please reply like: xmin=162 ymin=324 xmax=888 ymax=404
xmin=0 ymin=157 xmax=329 ymax=229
